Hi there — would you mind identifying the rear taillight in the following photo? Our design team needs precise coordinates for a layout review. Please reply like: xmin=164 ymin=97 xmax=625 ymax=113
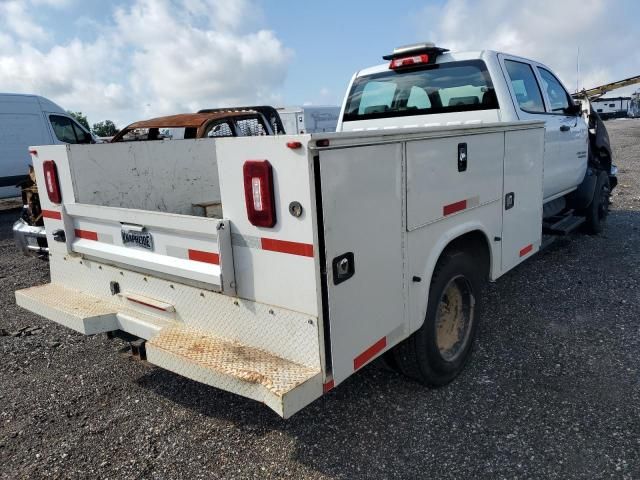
xmin=43 ymin=160 xmax=61 ymax=204
xmin=243 ymin=160 xmax=276 ymax=227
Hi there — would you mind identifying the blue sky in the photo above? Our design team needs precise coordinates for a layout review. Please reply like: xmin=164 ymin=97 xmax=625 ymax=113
xmin=1 ymin=0 xmax=638 ymax=127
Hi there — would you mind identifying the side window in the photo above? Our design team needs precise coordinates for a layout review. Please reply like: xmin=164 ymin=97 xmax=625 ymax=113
xmin=358 ymin=81 xmax=397 ymax=114
xmin=49 ymin=115 xmax=92 ymax=144
xmin=206 ymin=121 xmax=233 ymax=137
xmin=504 ymin=60 xmax=545 ymax=113
xmin=406 ymin=86 xmax=431 ymax=109
xmin=538 ymin=67 xmax=570 ymax=113
xmin=71 ymin=122 xmax=92 ymax=143
xmin=49 ymin=115 xmax=77 ymax=143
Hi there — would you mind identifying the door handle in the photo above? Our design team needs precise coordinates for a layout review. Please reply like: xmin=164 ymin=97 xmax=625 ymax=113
xmin=560 ymin=125 xmax=570 ymax=132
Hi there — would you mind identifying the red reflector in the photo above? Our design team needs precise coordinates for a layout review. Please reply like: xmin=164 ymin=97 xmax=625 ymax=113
xmin=316 ymin=139 xmax=330 ymax=147
xmin=42 ymin=209 xmax=62 ymax=220
xmin=29 ymin=149 xmax=38 ymax=156
xmin=519 ymin=244 xmax=533 ymax=257
xmin=188 ymin=249 xmax=220 ymax=265
xmin=42 ymin=160 xmax=61 ymax=204
xmin=286 ymin=141 xmax=302 ymax=149
xmin=243 ymin=160 xmax=276 ymax=228
xmin=75 ymin=229 xmax=98 ymax=241
xmin=323 ymin=380 xmax=335 ymax=393
xmin=389 ymin=54 xmax=429 ymax=69
xmin=353 ymin=337 xmax=387 ymax=370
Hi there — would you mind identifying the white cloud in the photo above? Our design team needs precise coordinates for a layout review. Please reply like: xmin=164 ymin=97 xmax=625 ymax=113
xmin=0 ymin=0 xmax=292 ymax=127
xmin=417 ymin=0 xmax=640 ymax=95
xmin=0 ymin=0 xmax=48 ymax=41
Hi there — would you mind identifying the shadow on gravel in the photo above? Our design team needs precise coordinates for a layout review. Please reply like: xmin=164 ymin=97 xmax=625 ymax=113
xmin=0 ymin=208 xmax=21 ymax=242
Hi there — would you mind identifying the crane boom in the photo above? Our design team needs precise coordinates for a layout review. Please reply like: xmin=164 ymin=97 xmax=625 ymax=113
xmin=573 ymin=74 xmax=640 ymax=99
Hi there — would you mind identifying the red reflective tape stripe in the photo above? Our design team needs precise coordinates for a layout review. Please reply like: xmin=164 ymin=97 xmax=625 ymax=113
xmin=261 ymin=238 xmax=314 ymax=257
xmin=75 ymin=229 xmax=98 ymax=241
xmin=443 ymin=199 xmax=467 ymax=216
xmin=519 ymin=244 xmax=533 ymax=257
xmin=188 ymin=249 xmax=220 ymax=265
xmin=353 ymin=337 xmax=387 ymax=370
xmin=126 ymin=297 xmax=168 ymax=311
xmin=42 ymin=209 xmax=61 ymax=220
xmin=323 ymin=380 xmax=335 ymax=393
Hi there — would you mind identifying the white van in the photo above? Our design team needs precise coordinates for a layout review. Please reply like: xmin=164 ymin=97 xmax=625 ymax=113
xmin=0 ymin=93 xmax=93 ymax=199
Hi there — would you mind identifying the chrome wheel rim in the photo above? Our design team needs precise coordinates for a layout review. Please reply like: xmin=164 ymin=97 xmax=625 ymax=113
xmin=435 ymin=275 xmax=475 ymax=362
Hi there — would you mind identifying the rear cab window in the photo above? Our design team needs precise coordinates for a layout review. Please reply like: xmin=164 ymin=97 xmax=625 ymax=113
xmin=49 ymin=115 xmax=92 ymax=144
xmin=503 ymin=60 xmax=545 ymax=113
xmin=343 ymin=59 xmax=499 ymax=122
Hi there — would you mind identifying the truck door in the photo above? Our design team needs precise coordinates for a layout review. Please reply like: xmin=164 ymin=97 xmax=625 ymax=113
xmin=318 ymin=143 xmax=405 ymax=385
xmin=499 ymin=55 xmax=568 ymax=201
xmin=535 ymin=66 xmax=588 ymax=194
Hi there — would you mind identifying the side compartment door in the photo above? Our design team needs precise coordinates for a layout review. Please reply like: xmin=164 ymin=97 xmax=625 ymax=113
xmin=319 ymin=143 xmax=404 ymax=385
xmin=501 ymin=126 xmax=545 ymax=271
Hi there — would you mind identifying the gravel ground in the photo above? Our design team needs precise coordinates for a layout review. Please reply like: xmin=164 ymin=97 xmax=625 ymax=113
xmin=1 ymin=119 xmax=639 ymax=479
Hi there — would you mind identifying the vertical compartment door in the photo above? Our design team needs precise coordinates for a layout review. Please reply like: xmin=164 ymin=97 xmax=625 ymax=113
xmin=501 ymin=127 xmax=545 ymax=271
xmin=319 ymin=143 xmax=405 ymax=385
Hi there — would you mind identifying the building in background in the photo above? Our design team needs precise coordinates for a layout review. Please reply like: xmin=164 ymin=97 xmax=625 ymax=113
xmin=629 ymin=91 xmax=640 ymax=118
xmin=592 ymin=96 xmax=631 ymax=119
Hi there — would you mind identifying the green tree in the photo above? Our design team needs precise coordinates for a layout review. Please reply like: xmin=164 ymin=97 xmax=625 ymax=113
xmin=67 ymin=111 xmax=90 ymax=130
xmin=92 ymin=120 xmax=118 ymax=137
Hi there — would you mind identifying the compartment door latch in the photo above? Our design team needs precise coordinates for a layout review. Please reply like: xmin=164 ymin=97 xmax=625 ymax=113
xmin=332 ymin=252 xmax=355 ymax=285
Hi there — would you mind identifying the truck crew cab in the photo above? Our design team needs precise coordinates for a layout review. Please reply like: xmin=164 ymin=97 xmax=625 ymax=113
xmin=338 ymin=43 xmax=616 ymax=234
xmin=15 ymin=43 xmax=617 ymax=417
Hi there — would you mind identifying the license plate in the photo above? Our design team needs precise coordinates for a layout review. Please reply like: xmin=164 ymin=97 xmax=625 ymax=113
xmin=121 ymin=228 xmax=154 ymax=250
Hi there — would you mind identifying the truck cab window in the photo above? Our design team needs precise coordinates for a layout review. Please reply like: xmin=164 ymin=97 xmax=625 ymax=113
xmin=538 ymin=67 xmax=570 ymax=113
xmin=49 ymin=115 xmax=92 ymax=144
xmin=344 ymin=60 xmax=498 ymax=121
xmin=357 ymin=81 xmax=397 ymax=114
xmin=407 ymin=86 xmax=432 ymax=109
xmin=503 ymin=60 xmax=545 ymax=113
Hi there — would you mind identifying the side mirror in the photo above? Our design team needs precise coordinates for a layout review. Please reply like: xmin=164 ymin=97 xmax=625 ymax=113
xmin=565 ymin=103 xmax=582 ymax=116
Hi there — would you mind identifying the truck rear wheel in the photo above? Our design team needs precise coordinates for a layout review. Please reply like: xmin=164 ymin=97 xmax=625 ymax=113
xmin=392 ymin=249 xmax=484 ymax=386
xmin=584 ymin=170 xmax=610 ymax=234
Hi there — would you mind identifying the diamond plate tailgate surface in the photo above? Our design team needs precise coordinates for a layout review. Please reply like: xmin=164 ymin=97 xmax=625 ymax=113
xmin=146 ymin=326 xmax=322 ymax=418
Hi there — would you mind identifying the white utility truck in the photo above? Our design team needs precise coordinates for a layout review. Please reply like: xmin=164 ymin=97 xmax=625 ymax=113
xmin=16 ymin=43 xmax=616 ymax=418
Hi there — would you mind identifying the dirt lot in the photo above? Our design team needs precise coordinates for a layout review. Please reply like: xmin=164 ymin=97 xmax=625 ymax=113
xmin=1 ymin=119 xmax=639 ymax=479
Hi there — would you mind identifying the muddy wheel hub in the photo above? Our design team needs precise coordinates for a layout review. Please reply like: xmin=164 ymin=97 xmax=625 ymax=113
xmin=435 ymin=276 xmax=475 ymax=362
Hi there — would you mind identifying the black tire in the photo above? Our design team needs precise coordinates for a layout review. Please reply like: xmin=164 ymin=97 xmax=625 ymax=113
xmin=392 ymin=248 xmax=485 ymax=386
xmin=584 ymin=170 xmax=610 ymax=234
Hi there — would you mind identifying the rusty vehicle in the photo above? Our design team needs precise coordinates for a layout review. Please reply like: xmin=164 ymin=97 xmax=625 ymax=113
xmin=111 ymin=110 xmax=275 ymax=142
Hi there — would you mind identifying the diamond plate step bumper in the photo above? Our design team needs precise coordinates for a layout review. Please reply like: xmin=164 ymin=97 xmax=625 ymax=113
xmin=15 ymin=283 xmax=173 ymax=339
xmin=147 ymin=327 xmax=322 ymax=418
xmin=16 ymin=283 xmax=324 ymax=418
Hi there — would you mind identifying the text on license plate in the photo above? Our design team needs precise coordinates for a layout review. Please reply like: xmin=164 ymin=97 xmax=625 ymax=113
xmin=121 ymin=229 xmax=153 ymax=250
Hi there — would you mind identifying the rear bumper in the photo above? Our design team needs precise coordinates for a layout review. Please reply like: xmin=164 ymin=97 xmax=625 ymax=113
xmin=13 ymin=219 xmax=48 ymax=257
xmin=15 ymin=282 xmax=323 ymax=418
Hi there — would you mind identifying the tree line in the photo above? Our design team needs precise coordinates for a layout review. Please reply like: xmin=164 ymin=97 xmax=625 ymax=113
xmin=67 ymin=111 xmax=119 ymax=138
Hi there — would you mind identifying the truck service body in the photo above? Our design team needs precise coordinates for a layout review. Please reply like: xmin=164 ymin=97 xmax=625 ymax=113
xmin=15 ymin=44 xmax=615 ymax=417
